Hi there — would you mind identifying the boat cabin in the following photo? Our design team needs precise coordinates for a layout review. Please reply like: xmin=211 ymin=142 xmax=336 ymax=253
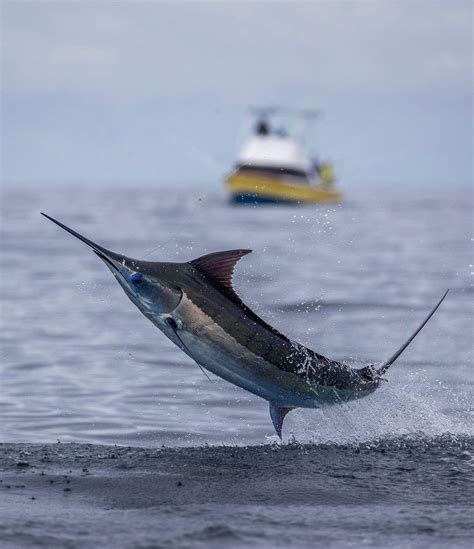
xmin=235 ymin=119 xmax=312 ymax=184
xmin=225 ymin=107 xmax=341 ymax=204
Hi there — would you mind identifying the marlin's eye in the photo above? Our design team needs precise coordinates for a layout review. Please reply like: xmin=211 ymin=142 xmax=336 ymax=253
xmin=131 ymin=272 xmax=144 ymax=284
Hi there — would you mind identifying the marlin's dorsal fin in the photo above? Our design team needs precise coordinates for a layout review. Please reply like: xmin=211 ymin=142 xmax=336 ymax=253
xmin=190 ymin=249 xmax=252 ymax=293
xmin=190 ymin=249 xmax=292 ymax=344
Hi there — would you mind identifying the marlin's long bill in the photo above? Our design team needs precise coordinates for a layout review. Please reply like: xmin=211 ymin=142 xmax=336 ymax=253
xmin=42 ymin=213 xmax=449 ymax=439
xmin=41 ymin=212 xmax=112 ymax=256
xmin=40 ymin=212 xmax=125 ymax=271
xmin=377 ymin=289 xmax=449 ymax=375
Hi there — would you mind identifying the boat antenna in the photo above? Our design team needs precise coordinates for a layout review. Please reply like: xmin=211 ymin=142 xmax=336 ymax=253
xmin=249 ymin=106 xmax=320 ymax=119
xmin=248 ymin=106 xmax=320 ymax=138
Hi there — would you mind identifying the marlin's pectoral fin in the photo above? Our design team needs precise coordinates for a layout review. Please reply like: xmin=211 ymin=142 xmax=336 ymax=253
xmin=164 ymin=317 xmax=213 ymax=383
xmin=269 ymin=403 xmax=294 ymax=439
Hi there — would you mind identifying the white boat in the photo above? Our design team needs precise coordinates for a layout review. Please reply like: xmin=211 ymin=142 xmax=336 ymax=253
xmin=226 ymin=107 xmax=342 ymax=204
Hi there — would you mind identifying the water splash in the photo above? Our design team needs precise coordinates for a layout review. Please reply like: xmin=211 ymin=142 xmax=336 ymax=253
xmin=285 ymin=370 xmax=473 ymax=445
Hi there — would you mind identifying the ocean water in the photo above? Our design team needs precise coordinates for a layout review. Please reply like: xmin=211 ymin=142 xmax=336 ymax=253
xmin=1 ymin=185 xmax=472 ymax=446
xmin=0 ymin=186 xmax=473 ymax=547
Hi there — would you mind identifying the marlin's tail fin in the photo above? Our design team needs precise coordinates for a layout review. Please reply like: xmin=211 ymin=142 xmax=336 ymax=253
xmin=377 ymin=289 xmax=449 ymax=376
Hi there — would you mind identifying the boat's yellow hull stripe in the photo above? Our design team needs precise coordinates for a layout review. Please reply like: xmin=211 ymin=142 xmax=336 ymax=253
xmin=226 ymin=174 xmax=342 ymax=203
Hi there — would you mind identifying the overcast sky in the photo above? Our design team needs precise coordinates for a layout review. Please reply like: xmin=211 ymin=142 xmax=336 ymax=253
xmin=2 ymin=0 xmax=472 ymax=187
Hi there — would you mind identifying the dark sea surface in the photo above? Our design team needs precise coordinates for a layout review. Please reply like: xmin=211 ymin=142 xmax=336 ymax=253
xmin=1 ymin=185 xmax=473 ymax=548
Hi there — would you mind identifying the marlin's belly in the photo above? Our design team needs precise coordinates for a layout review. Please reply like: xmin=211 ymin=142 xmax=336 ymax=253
xmin=151 ymin=293 xmax=366 ymax=408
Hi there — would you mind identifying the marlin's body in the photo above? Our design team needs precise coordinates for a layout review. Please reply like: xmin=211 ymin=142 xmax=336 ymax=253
xmin=142 ymin=264 xmax=371 ymax=409
xmin=42 ymin=214 xmax=448 ymax=437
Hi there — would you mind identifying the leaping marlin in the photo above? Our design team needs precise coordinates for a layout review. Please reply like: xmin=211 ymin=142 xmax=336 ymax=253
xmin=42 ymin=214 xmax=448 ymax=438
